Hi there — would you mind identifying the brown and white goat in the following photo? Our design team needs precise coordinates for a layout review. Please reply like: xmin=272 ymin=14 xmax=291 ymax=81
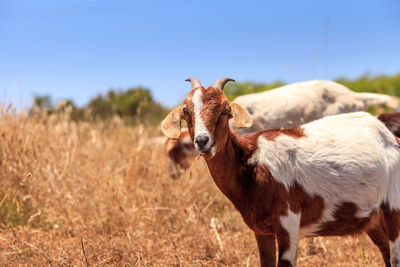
xmin=164 ymin=129 xmax=198 ymax=177
xmin=161 ymin=77 xmax=400 ymax=267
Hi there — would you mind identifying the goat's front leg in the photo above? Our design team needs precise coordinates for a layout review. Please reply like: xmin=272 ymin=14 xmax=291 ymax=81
xmin=255 ymin=233 xmax=276 ymax=267
xmin=275 ymin=211 xmax=301 ymax=267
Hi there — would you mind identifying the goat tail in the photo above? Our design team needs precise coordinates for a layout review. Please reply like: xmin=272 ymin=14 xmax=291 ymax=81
xmin=357 ymin=92 xmax=400 ymax=109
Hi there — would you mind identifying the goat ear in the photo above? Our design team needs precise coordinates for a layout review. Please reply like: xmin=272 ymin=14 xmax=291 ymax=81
xmin=161 ymin=105 xmax=184 ymax=139
xmin=229 ymin=102 xmax=253 ymax=128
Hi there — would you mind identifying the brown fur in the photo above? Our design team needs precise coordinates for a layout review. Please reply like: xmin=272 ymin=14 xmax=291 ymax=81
xmin=381 ymin=203 xmax=400 ymax=242
xmin=316 ymin=203 xmax=378 ymax=236
xmin=378 ymin=112 xmax=400 ymax=150
xmin=367 ymin=211 xmax=391 ymax=267
xmin=263 ymin=126 xmax=305 ymax=141
xmin=171 ymin=84 xmax=397 ymax=266
xmin=379 ymin=112 xmax=400 ymax=138
xmin=255 ymin=234 xmax=277 ymax=267
xmin=288 ymin=182 xmax=324 ymax=228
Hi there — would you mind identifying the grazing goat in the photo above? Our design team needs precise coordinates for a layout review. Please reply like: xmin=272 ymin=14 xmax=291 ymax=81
xmin=379 ymin=112 xmax=400 ymax=138
xmin=161 ymin=77 xmax=400 ymax=267
xmin=232 ymin=80 xmax=399 ymax=134
xmin=164 ymin=129 xmax=198 ymax=177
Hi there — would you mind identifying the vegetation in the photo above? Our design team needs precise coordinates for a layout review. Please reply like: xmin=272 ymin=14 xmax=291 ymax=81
xmin=30 ymin=73 xmax=400 ymax=127
xmin=88 ymin=88 xmax=168 ymax=124
xmin=31 ymin=87 xmax=168 ymax=125
xmin=336 ymin=72 xmax=400 ymax=97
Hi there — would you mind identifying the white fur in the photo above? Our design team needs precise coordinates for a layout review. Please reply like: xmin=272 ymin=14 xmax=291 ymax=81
xmin=232 ymin=80 xmax=399 ymax=134
xmin=280 ymin=211 xmax=300 ymax=265
xmin=248 ymin=112 xmax=400 ymax=236
xmin=192 ymin=88 xmax=216 ymax=155
xmin=193 ymin=89 xmax=210 ymax=139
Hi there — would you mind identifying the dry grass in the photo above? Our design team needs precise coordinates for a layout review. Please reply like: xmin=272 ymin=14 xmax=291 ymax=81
xmin=0 ymin=106 xmax=385 ymax=266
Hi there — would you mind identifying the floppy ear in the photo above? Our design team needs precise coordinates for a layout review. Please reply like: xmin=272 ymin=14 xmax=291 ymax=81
xmin=229 ymin=102 xmax=253 ymax=128
xmin=161 ymin=105 xmax=184 ymax=139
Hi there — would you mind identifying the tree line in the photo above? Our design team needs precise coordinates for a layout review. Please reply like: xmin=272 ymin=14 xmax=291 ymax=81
xmin=31 ymin=87 xmax=169 ymax=125
xmin=32 ymin=72 xmax=400 ymax=124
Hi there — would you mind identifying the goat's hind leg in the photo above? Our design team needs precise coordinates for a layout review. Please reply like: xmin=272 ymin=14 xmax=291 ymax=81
xmin=382 ymin=203 xmax=400 ymax=266
xmin=367 ymin=212 xmax=391 ymax=267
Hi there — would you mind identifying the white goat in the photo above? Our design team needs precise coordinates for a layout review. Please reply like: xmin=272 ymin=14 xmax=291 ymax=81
xmin=232 ymin=80 xmax=399 ymax=134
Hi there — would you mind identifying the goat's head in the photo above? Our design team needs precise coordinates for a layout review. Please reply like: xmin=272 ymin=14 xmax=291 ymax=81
xmin=161 ymin=77 xmax=253 ymax=158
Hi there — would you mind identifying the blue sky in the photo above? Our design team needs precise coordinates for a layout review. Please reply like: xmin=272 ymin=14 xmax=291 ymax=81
xmin=1 ymin=0 xmax=399 ymax=109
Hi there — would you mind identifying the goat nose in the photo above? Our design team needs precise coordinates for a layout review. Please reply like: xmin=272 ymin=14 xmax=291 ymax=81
xmin=195 ymin=135 xmax=210 ymax=148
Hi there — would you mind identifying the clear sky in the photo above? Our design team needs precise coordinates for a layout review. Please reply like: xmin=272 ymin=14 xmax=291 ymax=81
xmin=1 ymin=0 xmax=399 ymax=109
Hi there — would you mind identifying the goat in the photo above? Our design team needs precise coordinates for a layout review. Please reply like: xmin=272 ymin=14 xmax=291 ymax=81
xmin=164 ymin=129 xmax=198 ymax=178
xmin=232 ymin=80 xmax=399 ymax=134
xmin=161 ymin=77 xmax=400 ymax=267
xmin=379 ymin=112 xmax=400 ymax=138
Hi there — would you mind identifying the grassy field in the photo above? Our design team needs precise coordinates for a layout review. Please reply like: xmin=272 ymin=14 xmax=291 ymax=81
xmin=0 ymin=107 xmax=386 ymax=266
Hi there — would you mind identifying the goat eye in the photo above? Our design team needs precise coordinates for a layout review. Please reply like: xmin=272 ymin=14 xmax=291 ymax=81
xmin=183 ymin=108 xmax=191 ymax=121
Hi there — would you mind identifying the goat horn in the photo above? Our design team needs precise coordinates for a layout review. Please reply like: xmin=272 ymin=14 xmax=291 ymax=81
xmin=212 ymin=78 xmax=235 ymax=90
xmin=185 ymin=77 xmax=202 ymax=89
